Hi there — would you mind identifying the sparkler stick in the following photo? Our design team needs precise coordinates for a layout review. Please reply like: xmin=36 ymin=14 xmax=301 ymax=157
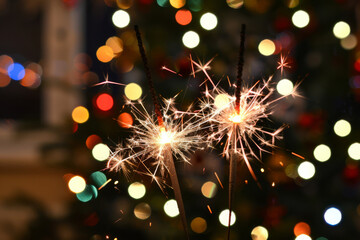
xmin=228 ymin=24 xmax=246 ymax=240
xmin=134 ymin=25 xmax=189 ymax=239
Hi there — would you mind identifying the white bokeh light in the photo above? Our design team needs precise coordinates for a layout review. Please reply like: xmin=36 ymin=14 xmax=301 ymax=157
xmin=277 ymin=79 xmax=294 ymax=96
xmin=258 ymin=39 xmax=276 ymax=56
xmin=333 ymin=21 xmax=351 ymax=39
xmin=112 ymin=10 xmax=130 ymax=28
xmin=313 ymin=144 xmax=331 ymax=162
xmin=182 ymin=31 xmax=200 ymax=48
xmin=334 ymin=119 xmax=351 ymax=137
xmin=348 ymin=142 xmax=360 ymax=160
xmin=200 ymin=12 xmax=218 ymax=30
xmin=164 ymin=199 xmax=179 ymax=217
xmin=292 ymin=10 xmax=310 ymax=28
xmin=128 ymin=182 xmax=146 ymax=199
xmin=219 ymin=209 xmax=236 ymax=227
xmin=324 ymin=207 xmax=342 ymax=226
xmin=297 ymin=161 xmax=316 ymax=180
xmin=295 ymin=234 xmax=312 ymax=240
xmin=92 ymin=143 xmax=110 ymax=161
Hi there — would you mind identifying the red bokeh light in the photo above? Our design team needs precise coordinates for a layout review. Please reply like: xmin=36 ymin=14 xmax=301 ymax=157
xmin=96 ymin=93 xmax=114 ymax=111
xmin=175 ymin=9 xmax=192 ymax=26
xmin=117 ymin=112 xmax=133 ymax=128
xmin=86 ymin=134 xmax=102 ymax=149
xmin=294 ymin=222 xmax=311 ymax=237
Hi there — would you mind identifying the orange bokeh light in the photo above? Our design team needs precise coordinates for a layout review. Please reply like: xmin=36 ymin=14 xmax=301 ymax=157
xmin=0 ymin=72 xmax=10 ymax=87
xmin=117 ymin=112 xmax=133 ymax=128
xmin=86 ymin=134 xmax=102 ymax=149
xmin=96 ymin=93 xmax=114 ymax=111
xmin=20 ymin=69 xmax=41 ymax=88
xmin=175 ymin=9 xmax=192 ymax=25
xmin=294 ymin=222 xmax=311 ymax=237
xmin=96 ymin=46 xmax=114 ymax=63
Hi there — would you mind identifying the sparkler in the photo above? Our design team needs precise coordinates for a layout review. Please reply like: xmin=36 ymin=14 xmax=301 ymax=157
xmin=108 ymin=25 xmax=206 ymax=239
xmin=194 ymin=25 xmax=298 ymax=239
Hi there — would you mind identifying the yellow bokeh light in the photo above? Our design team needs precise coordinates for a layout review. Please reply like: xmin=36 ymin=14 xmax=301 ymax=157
xmin=124 ymin=83 xmax=142 ymax=100
xmin=200 ymin=12 xmax=218 ymax=31
xmin=116 ymin=0 xmax=133 ymax=9
xmin=68 ymin=176 xmax=86 ymax=193
xmin=226 ymin=0 xmax=244 ymax=9
xmin=214 ymin=94 xmax=230 ymax=109
xmin=182 ymin=31 xmax=200 ymax=49
xmin=334 ymin=119 xmax=351 ymax=137
xmin=340 ymin=34 xmax=357 ymax=50
xmin=295 ymin=234 xmax=312 ymax=240
xmin=292 ymin=10 xmax=310 ymax=28
xmin=106 ymin=36 xmax=124 ymax=54
xmin=169 ymin=0 xmax=185 ymax=9
xmin=297 ymin=161 xmax=315 ymax=180
xmin=286 ymin=0 xmax=299 ymax=8
xmin=72 ymin=106 xmax=89 ymax=124
xmin=348 ymin=142 xmax=360 ymax=160
xmin=219 ymin=209 xmax=236 ymax=227
xmin=251 ymin=226 xmax=269 ymax=240
xmin=134 ymin=202 xmax=151 ymax=220
xmin=313 ymin=144 xmax=331 ymax=162
xmin=277 ymin=78 xmax=294 ymax=96
xmin=164 ymin=199 xmax=179 ymax=217
xmin=128 ymin=182 xmax=146 ymax=199
xmin=190 ymin=217 xmax=207 ymax=234
xmin=258 ymin=39 xmax=276 ymax=56
xmin=112 ymin=10 xmax=130 ymax=28
xmin=96 ymin=46 xmax=114 ymax=63
xmin=333 ymin=21 xmax=351 ymax=39
xmin=201 ymin=181 xmax=217 ymax=198
xmin=92 ymin=143 xmax=110 ymax=161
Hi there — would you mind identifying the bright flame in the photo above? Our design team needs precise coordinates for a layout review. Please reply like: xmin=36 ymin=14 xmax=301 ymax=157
xmin=229 ymin=113 xmax=244 ymax=123
xmin=159 ymin=127 xmax=173 ymax=144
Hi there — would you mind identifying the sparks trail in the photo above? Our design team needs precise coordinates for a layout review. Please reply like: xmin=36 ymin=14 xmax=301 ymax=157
xmin=92 ymin=74 xmax=125 ymax=87
xmin=214 ymin=172 xmax=224 ymax=189
xmin=134 ymin=25 xmax=164 ymax=127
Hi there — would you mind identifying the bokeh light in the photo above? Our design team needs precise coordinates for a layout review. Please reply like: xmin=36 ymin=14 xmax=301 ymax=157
xmin=182 ymin=31 xmax=200 ymax=49
xmin=76 ymin=185 xmax=98 ymax=202
xmin=117 ymin=112 xmax=133 ymax=128
xmin=157 ymin=0 xmax=169 ymax=7
xmin=297 ymin=161 xmax=315 ymax=180
xmin=0 ymin=72 xmax=10 ymax=87
xmin=7 ymin=63 xmax=25 ymax=80
xmin=96 ymin=46 xmax=114 ymax=63
xmin=313 ymin=144 xmax=331 ymax=162
xmin=124 ymin=83 xmax=142 ymax=100
xmin=333 ymin=119 xmax=351 ymax=137
xmin=175 ymin=9 xmax=192 ymax=26
xmin=295 ymin=234 xmax=312 ymax=240
xmin=128 ymin=182 xmax=146 ymax=199
xmin=324 ymin=207 xmax=342 ymax=226
xmin=333 ymin=21 xmax=351 ymax=39
xmin=20 ymin=69 xmax=41 ymax=88
xmin=286 ymin=0 xmax=299 ymax=8
xmin=292 ymin=10 xmax=310 ymax=28
xmin=72 ymin=106 xmax=89 ymax=124
xmin=164 ymin=199 xmax=179 ymax=217
xmin=340 ymin=34 xmax=357 ymax=50
xmin=92 ymin=143 xmax=110 ymax=161
xmin=226 ymin=0 xmax=244 ymax=9
xmin=277 ymin=78 xmax=294 ymax=96
xmin=134 ymin=203 xmax=151 ymax=220
xmin=112 ymin=10 xmax=130 ymax=28
xmin=258 ymin=39 xmax=276 ymax=56
xmin=201 ymin=181 xmax=217 ymax=198
xmin=96 ymin=93 xmax=114 ymax=111
xmin=169 ymin=0 xmax=185 ymax=8
xmin=294 ymin=222 xmax=311 ymax=237
xmin=200 ymin=12 xmax=218 ymax=30
xmin=86 ymin=134 xmax=102 ymax=149
xmin=251 ymin=226 xmax=269 ymax=240
xmin=219 ymin=209 xmax=236 ymax=226
xmin=214 ymin=94 xmax=230 ymax=109
xmin=90 ymin=171 xmax=107 ymax=188
xmin=106 ymin=36 xmax=124 ymax=54
xmin=190 ymin=217 xmax=207 ymax=233
xmin=116 ymin=0 xmax=134 ymax=9
xmin=68 ymin=176 xmax=86 ymax=193
xmin=348 ymin=142 xmax=360 ymax=160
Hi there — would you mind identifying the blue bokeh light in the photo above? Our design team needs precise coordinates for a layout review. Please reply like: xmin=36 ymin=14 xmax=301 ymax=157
xmin=7 ymin=63 xmax=25 ymax=81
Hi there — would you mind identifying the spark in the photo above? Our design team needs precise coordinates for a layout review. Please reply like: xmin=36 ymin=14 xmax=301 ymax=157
xmin=161 ymin=66 xmax=183 ymax=77
xmin=214 ymin=172 xmax=224 ymax=189
xmin=98 ymin=178 xmax=112 ymax=190
xmin=277 ymin=53 xmax=291 ymax=75
xmin=92 ymin=74 xmax=125 ymax=87
xmin=291 ymin=152 xmax=305 ymax=159
xmin=207 ymin=205 xmax=212 ymax=214
xmin=190 ymin=56 xmax=216 ymax=87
